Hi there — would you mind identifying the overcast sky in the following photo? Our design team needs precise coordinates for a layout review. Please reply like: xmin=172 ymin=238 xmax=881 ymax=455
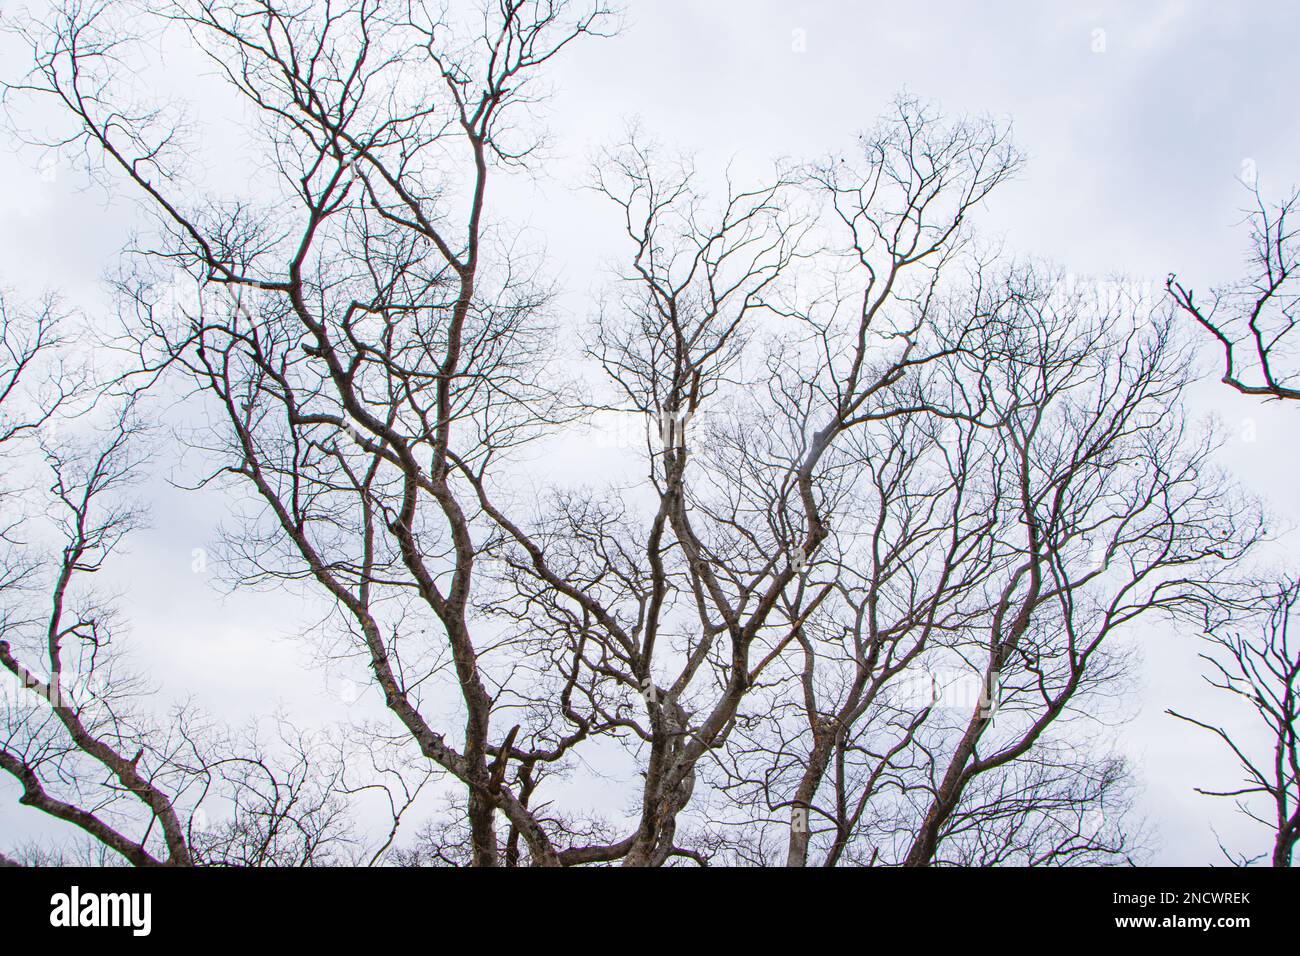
xmin=2 ymin=0 xmax=1298 ymax=864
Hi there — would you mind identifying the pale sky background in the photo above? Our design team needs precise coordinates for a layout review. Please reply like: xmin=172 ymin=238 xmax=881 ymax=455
xmin=1 ymin=0 xmax=1298 ymax=864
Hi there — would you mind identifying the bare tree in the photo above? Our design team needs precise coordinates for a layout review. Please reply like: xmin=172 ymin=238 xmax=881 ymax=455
xmin=0 ymin=289 xmax=197 ymax=866
xmin=12 ymin=0 xmax=1032 ymax=864
xmin=459 ymin=101 xmax=1022 ymax=865
xmin=1169 ymin=581 xmax=1300 ymax=867
xmin=1165 ymin=181 xmax=1300 ymax=867
xmin=0 ymin=289 xmax=369 ymax=866
xmin=895 ymin=281 xmax=1255 ymax=867
xmin=3 ymin=1 xmax=1268 ymax=869
xmin=0 ymin=413 xmax=196 ymax=865
xmin=1168 ymin=188 xmax=1300 ymax=401
xmin=9 ymin=0 xmax=624 ymax=866
xmin=716 ymin=270 xmax=1258 ymax=867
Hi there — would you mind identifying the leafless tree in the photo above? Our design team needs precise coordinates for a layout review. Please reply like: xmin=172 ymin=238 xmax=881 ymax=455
xmin=714 ymin=269 xmax=1257 ymax=866
xmin=458 ymin=101 xmax=1023 ymax=865
xmin=2 ymin=1 xmax=1268 ymax=868
xmin=9 ymin=0 xmax=625 ymax=866
xmin=1166 ymin=182 xmax=1300 ymax=867
xmin=1168 ymin=188 xmax=1300 ymax=401
xmin=1169 ymin=581 xmax=1300 ymax=867
xmin=893 ymin=281 xmax=1254 ymax=867
xmin=0 ymin=289 xmax=197 ymax=866
xmin=0 ymin=289 xmax=373 ymax=866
